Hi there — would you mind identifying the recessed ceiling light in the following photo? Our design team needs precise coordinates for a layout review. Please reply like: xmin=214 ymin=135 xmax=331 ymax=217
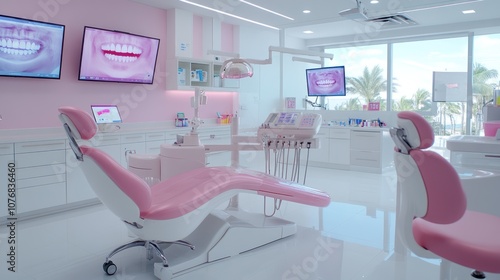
xmin=370 ymin=0 xmax=379 ymax=4
xmin=303 ymin=10 xmax=311 ymax=14
xmin=462 ymin=9 xmax=476 ymax=14
xmin=303 ymin=30 xmax=314 ymax=34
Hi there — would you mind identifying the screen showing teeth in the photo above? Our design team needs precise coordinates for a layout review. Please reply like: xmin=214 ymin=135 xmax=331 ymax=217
xmin=0 ymin=38 xmax=41 ymax=55
xmin=101 ymin=43 xmax=142 ymax=62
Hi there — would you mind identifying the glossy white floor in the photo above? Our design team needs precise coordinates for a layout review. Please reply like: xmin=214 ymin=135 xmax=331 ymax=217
xmin=1 ymin=155 xmax=499 ymax=280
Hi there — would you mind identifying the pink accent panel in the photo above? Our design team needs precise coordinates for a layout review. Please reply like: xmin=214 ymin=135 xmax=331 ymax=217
xmin=221 ymin=22 xmax=234 ymax=53
xmin=58 ymin=107 xmax=97 ymax=140
xmin=192 ymin=15 xmax=203 ymax=59
xmin=413 ymin=211 xmax=500 ymax=273
xmin=411 ymin=150 xmax=466 ymax=224
xmin=143 ymin=167 xmax=330 ymax=220
xmin=80 ymin=146 xmax=152 ymax=212
xmin=166 ymin=90 xmax=236 ymax=118
xmin=398 ymin=111 xmax=434 ymax=149
xmin=0 ymin=0 xmax=168 ymax=129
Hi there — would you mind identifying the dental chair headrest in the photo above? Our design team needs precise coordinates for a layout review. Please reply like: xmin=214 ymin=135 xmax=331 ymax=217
xmin=397 ymin=111 xmax=434 ymax=150
xmin=58 ymin=107 xmax=97 ymax=140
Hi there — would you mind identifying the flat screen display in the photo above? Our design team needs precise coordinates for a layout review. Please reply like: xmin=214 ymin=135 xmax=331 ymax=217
xmin=79 ymin=26 xmax=160 ymax=84
xmin=0 ymin=14 xmax=65 ymax=79
xmin=306 ymin=66 xmax=346 ymax=96
xmin=91 ymin=105 xmax=122 ymax=124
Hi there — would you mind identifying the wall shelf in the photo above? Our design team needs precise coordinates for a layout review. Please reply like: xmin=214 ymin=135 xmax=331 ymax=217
xmin=167 ymin=57 xmax=239 ymax=91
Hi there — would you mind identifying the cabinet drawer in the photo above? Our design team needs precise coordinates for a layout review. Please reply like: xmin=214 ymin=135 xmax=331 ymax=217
xmin=350 ymin=150 xmax=381 ymax=167
xmin=0 ymin=143 xmax=14 ymax=155
xmin=121 ymin=134 xmax=146 ymax=144
xmin=350 ymin=131 xmax=381 ymax=151
xmin=92 ymin=135 xmax=120 ymax=146
xmin=17 ymin=164 xmax=66 ymax=180
xmin=18 ymin=173 xmax=66 ymax=189
xmin=146 ymin=132 xmax=165 ymax=141
xmin=16 ymin=150 xmax=66 ymax=168
xmin=329 ymin=128 xmax=350 ymax=139
xmin=15 ymin=140 xmax=66 ymax=153
xmin=17 ymin=182 xmax=66 ymax=213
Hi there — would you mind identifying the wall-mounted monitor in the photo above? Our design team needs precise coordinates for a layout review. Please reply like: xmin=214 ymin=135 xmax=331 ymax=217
xmin=0 ymin=14 xmax=65 ymax=79
xmin=306 ymin=66 xmax=346 ymax=97
xmin=78 ymin=26 xmax=160 ymax=84
xmin=91 ymin=105 xmax=122 ymax=124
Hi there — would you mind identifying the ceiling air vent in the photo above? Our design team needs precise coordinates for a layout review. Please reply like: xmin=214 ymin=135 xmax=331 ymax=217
xmin=366 ymin=14 xmax=417 ymax=27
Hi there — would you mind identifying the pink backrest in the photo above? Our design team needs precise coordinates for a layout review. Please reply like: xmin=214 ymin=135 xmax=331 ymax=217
xmin=58 ymin=107 xmax=151 ymax=214
xmin=58 ymin=107 xmax=97 ymax=140
xmin=396 ymin=111 xmax=466 ymax=224
xmin=80 ymin=146 xmax=152 ymax=212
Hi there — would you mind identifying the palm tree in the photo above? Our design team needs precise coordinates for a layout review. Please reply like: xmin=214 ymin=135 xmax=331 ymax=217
xmin=393 ymin=96 xmax=414 ymax=111
xmin=347 ymin=65 xmax=387 ymax=104
xmin=413 ymin=88 xmax=431 ymax=110
xmin=472 ymin=63 xmax=498 ymax=134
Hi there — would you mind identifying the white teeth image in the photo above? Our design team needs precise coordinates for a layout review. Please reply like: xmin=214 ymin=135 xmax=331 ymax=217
xmin=104 ymin=53 xmax=138 ymax=63
xmin=127 ymin=45 xmax=133 ymax=53
xmin=0 ymin=37 xmax=41 ymax=55
xmin=116 ymin=44 xmax=122 ymax=52
xmin=121 ymin=44 xmax=127 ymax=53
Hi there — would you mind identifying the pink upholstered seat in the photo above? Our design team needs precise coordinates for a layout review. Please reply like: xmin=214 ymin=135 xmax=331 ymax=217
xmin=392 ymin=111 xmax=500 ymax=278
xmin=58 ymin=106 xmax=331 ymax=276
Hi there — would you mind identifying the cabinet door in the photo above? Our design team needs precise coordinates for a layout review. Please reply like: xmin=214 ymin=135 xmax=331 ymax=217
xmin=66 ymin=149 xmax=96 ymax=203
xmin=329 ymin=139 xmax=351 ymax=165
xmin=121 ymin=142 xmax=146 ymax=167
xmin=308 ymin=130 xmax=329 ymax=163
xmin=0 ymin=150 xmax=14 ymax=218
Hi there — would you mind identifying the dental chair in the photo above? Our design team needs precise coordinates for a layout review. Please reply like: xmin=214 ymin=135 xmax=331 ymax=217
xmin=58 ymin=107 xmax=330 ymax=279
xmin=390 ymin=111 xmax=500 ymax=279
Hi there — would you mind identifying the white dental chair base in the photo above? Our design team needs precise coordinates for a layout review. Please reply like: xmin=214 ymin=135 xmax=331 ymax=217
xmin=154 ymin=208 xmax=296 ymax=280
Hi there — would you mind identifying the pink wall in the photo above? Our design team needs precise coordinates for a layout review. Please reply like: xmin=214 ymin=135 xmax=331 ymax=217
xmin=0 ymin=0 xmax=235 ymax=129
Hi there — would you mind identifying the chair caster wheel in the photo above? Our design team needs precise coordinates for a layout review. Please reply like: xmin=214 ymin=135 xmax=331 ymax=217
xmin=103 ymin=261 xmax=117 ymax=275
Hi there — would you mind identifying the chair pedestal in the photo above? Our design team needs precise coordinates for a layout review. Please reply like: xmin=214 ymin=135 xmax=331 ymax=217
xmin=154 ymin=208 xmax=296 ymax=280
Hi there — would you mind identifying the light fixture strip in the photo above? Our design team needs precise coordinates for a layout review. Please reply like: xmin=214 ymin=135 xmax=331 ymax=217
xmin=239 ymin=0 xmax=294 ymax=20
xmin=402 ymin=0 xmax=484 ymax=13
xmin=179 ymin=0 xmax=279 ymax=30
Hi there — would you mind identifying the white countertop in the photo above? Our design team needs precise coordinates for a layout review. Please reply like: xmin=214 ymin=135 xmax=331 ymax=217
xmin=446 ymin=135 xmax=500 ymax=154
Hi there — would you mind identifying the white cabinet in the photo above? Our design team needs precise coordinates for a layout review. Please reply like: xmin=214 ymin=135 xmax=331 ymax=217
xmin=201 ymin=128 xmax=232 ymax=166
xmin=167 ymin=57 xmax=239 ymax=91
xmin=120 ymin=133 xmax=146 ymax=167
xmin=0 ymin=143 xmax=14 ymax=219
xmin=350 ymin=130 xmax=392 ymax=173
xmin=329 ymin=128 xmax=351 ymax=165
xmin=309 ymin=129 xmax=329 ymax=163
xmin=14 ymin=140 xmax=67 ymax=214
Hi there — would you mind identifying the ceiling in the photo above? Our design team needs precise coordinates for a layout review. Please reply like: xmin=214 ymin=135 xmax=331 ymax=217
xmin=130 ymin=0 xmax=500 ymax=44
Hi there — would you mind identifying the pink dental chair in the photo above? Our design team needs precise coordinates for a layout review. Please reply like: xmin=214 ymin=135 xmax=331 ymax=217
xmin=390 ymin=111 xmax=500 ymax=279
xmin=58 ymin=106 xmax=330 ymax=277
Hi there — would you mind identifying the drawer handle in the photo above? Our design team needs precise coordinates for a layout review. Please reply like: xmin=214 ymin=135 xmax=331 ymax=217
xmin=210 ymin=134 xmax=216 ymax=139
xmin=125 ymin=136 xmax=143 ymax=140
xmin=148 ymin=135 xmax=163 ymax=138
xmin=484 ymin=155 xmax=500 ymax=159
xmin=20 ymin=142 xmax=65 ymax=148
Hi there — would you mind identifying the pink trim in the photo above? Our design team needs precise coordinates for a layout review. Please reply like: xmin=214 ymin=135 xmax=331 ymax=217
xmin=59 ymin=107 xmax=97 ymax=140
xmin=143 ymin=167 xmax=330 ymax=220
xmin=80 ymin=146 xmax=152 ymax=212
xmin=413 ymin=211 xmax=500 ymax=273
xmin=411 ymin=149 xmax=466 ymax=224
xmin=398 ymin=111 xmax=434 ymax=149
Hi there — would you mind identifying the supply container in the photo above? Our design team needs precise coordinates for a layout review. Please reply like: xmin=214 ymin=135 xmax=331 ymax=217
xmin=483 ymin=120 xmax=500 ymax=136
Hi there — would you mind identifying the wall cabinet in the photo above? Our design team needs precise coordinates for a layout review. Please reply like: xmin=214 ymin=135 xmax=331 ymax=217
xmin=167 ymin=57 xmax=239 ymax=90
